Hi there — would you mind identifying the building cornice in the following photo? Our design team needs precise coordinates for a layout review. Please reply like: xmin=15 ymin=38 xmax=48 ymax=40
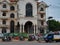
xmin=0 ymin=0 xmax=18 ymax=5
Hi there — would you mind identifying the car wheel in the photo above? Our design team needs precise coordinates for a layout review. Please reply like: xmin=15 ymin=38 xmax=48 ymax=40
xmin=49 ymin=40 xmax=53 ymax=42
xmin=45 ymin=40 xmax=49 ymax=42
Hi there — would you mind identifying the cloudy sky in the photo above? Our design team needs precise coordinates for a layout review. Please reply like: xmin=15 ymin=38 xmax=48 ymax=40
xmin=39 ymin=0 xmax=60 ymax=21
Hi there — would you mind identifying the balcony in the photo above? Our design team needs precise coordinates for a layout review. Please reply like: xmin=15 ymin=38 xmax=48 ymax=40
xmin=38 ymin=11 xmax=45 ymax=14
xmin=0 ymin=16 xmax=9 ymax=20
xmin=0 ymin=24 xmax=8 ymax=28
xmin=9 ymin=18 xmax=18 ymax=20
xmin=9 ymin=0 xmax=19 ymax=4
xmin=1 ymin=8 xmax=9 ymax=12
xmin=40 ymin=25 xmax=46 ymax=29
xmin=38 ymin=17 xmax=45 ymax=21
xmin=40 ymin=23 xmax=47 ymax=28
xmin=40 ymin=18 xmax=45 ymax=21
xmin=9 ymin=0 xmax=18 ymax=2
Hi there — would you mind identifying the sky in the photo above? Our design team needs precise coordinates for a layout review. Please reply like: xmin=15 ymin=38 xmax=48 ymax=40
xmin=39 ymin=0 xmax=60 ymax=21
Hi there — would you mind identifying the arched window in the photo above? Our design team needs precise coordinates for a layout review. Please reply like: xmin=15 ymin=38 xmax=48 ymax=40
xmin=10 ymin=6 xmax=15 ymax=10
xmin=41 ymin=21 xmax=44 ymax=25
xmin=10 ymin=13 xmax=15 ymax=18
xmin=26 ymin=3 xmax=33 ymax=17
xmin=2 ymin=12 xmax=6 ymax=16
xmin=2 ymin=20 xmax=6 ymax=24
xmin=41 ymin=14 xmax=44 ymax=18
xmin=40 ymin=7 xmax=44 ymax=11
xmin=3 ymin=4 xmax=6 ymax=8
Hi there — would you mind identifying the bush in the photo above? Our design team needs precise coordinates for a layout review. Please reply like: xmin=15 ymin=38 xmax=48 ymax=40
xmin=9 ymin=33 xmax=28 ymax=38
xmin=19 ymin=33 xmax=28 ymax=38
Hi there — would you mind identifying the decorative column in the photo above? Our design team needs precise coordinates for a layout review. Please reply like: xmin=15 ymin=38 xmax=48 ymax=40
xmin=36 ymin=25 xmax=38 ymax=34
xmin=20 ymin=25 xmax=21 ymax=33
xmin=34 ymin=25 xmax=36 ymax=34
xmin=7 ymin=29 xmax=10 ymax=33
xmin=44 ymin=26 xmax=47 ymax=34
xmin=44 ymin=29 xmax=46 ymax=34
xmin=21 ymin=24 xmax=23 ymax=33
xmin=0 ymin=29 xmax=2 ymax=33
xmin=34 ymin=25 xmax=35 ymax=34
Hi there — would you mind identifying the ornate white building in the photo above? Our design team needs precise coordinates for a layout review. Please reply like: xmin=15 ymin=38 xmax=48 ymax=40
xmin=0 ymin=0 xmax=48 ymax=34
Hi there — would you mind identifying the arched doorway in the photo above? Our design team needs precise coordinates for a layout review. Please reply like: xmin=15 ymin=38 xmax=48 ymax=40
xmin=10 ymin=20 xmax=14 ymax=33
xmin=24 ymin=21 xmax=34 ymax=34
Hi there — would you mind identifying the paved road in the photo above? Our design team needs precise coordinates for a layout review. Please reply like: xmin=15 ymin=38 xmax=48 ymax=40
xmin=0 ymin=41 xmax=60 ymax=45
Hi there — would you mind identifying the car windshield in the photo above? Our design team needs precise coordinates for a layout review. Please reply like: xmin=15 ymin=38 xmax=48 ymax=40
xmin=44 ymin=34 xmax=48 ymax=38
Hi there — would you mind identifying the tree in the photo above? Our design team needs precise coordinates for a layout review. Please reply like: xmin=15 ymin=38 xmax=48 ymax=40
xmin=47 ymin=19 xmax=60 ymax=31
xmin=48 ymin=16 xmax=53 ymax=19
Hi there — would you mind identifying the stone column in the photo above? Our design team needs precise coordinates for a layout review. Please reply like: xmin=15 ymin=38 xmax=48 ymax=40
xmin=36 ymin=25 xmax=38 ymax=34
xmin=44 ymin=27 xmax=47 ymax=34
xmin=7 ymin=29 xmax=10 ymax=33
xmin=35 ymin=25 xmax=36 ymax=34
xmin=0 ymin=29 xmax=2 ymax=33
xmin=20 ymin=25 xmax=21 ymax=33
xmin=21 ymin=24 xmax=23 ymax=33
xmin=44 ymin=29 xmax=46 ymax=34
xmin=34 ymin=25 xmax=35 ymax=34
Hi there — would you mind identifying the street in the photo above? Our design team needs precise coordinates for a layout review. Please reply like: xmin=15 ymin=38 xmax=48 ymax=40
xmin=0 ymin=41 xmax=60 ymax=45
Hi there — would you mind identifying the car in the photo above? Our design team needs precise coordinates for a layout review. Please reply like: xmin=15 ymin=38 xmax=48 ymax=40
xmin=44 ymin=32 xmax=60 ymax=42
xmin=44 ymin=33 xmax=53 ymax=42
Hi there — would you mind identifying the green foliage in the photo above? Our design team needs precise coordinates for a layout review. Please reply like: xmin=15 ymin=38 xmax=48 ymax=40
xmin=9 ymin=33 xmax=28 ymax=38
xmin=47 ymin=19 xmax=60 ymax=31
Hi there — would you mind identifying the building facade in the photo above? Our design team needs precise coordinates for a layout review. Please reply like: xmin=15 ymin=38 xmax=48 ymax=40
xmin=0 ymin=0 xmax=48 ymax=34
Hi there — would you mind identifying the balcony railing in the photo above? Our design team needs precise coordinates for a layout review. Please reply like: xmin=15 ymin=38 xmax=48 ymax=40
xmin=38 ymin=11 xmax=45 ymax=14
xmin=1 ymin=8 xmax=9 ymax=12
xmin=9 ymin=0 xmax=18 ymax=2
xmin=0 ymin=16 xmax=9 ymax=20
xmin=9 ymin=0 xmax=19 ymax=4
xmin=38 ymin=17 xmax=45 ymax=21
xmin=0 ymin=24 xmax=8 ymax=28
